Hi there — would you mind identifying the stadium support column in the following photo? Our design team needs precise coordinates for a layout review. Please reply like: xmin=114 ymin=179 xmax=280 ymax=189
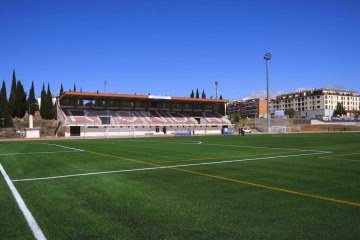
xmin=264 ymin=53 xmax=272 ymax=133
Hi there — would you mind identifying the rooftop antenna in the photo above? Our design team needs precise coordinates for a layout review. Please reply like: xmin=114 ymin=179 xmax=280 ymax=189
xmin=215 ymin=80 xmax=218 ymax=99
xmin=104 ymin=80 xmax=107 ymax=93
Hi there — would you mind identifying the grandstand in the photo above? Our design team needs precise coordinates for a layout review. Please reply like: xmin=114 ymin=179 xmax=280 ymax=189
xmin=56 ymin=91 xmax=230 ymax=137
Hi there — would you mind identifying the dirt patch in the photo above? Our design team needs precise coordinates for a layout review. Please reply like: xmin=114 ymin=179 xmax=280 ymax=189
xmin=291 ymin=124 xmax=360 ymax=132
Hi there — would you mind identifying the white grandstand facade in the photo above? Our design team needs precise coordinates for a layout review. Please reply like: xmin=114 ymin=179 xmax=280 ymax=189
xmin=56 ymin=91 xmax=231 ymax=137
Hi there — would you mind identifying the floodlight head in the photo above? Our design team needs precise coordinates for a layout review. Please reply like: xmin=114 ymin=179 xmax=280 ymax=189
xmin=264 ymin=52 xmax=272 ymax=60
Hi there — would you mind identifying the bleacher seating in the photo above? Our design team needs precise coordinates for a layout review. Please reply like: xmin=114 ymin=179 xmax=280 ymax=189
xmin=60 ymin=107 xmax=229 ymax=126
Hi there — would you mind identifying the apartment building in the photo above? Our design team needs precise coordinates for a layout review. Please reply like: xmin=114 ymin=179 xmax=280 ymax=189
xmin=269 ymin=88 xmax=360 ymax=119
xmin=228 ymin=98 xmax=268 ymax=118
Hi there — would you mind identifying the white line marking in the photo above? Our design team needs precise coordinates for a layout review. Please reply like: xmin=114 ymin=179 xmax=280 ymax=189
xmin=40 ymin=143 xmax=84 ymax=152
xmin=0 ymin=151 xmax=80 ymax=156
xmin=0 ymin=143 xmax=84 ymax=156
xmin=12 ymin=151 xmax=329 ymax=182
xmin=130 ymin=140 xmax=202 ymax=145
xmin=131 ymin=140 xmax=329 ymax=153
xmin=201 ymin=143 xmax=331 ymax=153
xmin=0 ymin=164 xmax=46 ymax=240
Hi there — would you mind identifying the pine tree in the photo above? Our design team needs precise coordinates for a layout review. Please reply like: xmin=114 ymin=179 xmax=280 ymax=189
xmin=15 ymin=81 xmax=27 ymax=118
xmin=8 ymin=70 xmax=17 ymax=117
xmin=333 ymin=102 xmax=346 ymax=117
xmin=196 ymin=88 xmax=199 ymax=98
xmin=190 ymin=90 xmax=194 ymax=98
xmin=27 ymin=81 xmax=37 ymax=116
xmin=0 ymin=80 xmax=8 ymax=127
xmin=40 ymin=83 xmax=47 ymax=119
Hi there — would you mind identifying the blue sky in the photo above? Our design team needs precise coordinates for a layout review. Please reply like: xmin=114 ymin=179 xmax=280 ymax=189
xmin=1 ymin=0 xmax=359 ymax=100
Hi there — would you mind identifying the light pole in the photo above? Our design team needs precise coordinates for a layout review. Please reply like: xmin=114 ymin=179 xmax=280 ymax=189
xmin=264 ymin=52 xmax=272 ymax=133
xmin=28 ymin=102 xmax=39 ymax=129
xmin=28 ymin=102 xmax=39 ymax=116
xmin=215 ymin=80 xmax=218 ymax=99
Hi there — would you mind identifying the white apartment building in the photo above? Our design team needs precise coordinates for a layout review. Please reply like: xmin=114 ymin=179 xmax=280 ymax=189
xmin=269 ymin=88 xmax=360 ymax=119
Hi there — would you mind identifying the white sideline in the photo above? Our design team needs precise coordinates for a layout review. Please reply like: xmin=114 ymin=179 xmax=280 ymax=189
xmin=0 ymin=164 xmax=46 ymax=240
xmin=12 ymin=151 xmax=330 ymax=182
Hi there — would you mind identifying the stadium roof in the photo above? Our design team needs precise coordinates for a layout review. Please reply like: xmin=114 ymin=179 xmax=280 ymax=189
xmin=58 ymin=91 xmax=229 ymax=104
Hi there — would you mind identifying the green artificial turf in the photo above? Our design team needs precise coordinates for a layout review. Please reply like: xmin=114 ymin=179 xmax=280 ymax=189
xmin=0 ymin=132 xmax=359 ymax=239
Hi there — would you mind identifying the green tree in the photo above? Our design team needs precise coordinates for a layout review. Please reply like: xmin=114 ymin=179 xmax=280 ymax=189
xmin=333 ymin=102 xmax=346 ymax=117
xmin=46 ymin=83 xmax=55 ymax=119
xmin=40 ymin=83 xmax=47 ymax=119
xmin=59 ymin=83 xmax=68 ymax=106
xmin=60 ymin=83 xmax=64 ymax=95
xmin=15 ymin=81 xmax=27 ymax=118
xmin=0 ymin=80 xmax=8 ymax=127
xmin=8 ymin=70 xmax=17 ymax=117
xmin=233 ymin=112 xmax=240 ymax=123
xmin=27 ymin=81 xmax=38 ymax=115
xmin=73 ymin=83 xmax=77 ymax=92
xmin=195 ymin=88 xmax=199 ymax=99
xmin=3 ymin=106 xmax=13 ymax=127
xmin=284 ymin=108 xmax=295 ymax=118
xmin=190 ymin=90 xmax=194 ymax=98
xmin=201 ymin=89 xmax=206 ymax=99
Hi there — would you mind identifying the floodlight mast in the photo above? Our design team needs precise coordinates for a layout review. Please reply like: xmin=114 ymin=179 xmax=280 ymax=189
xmin=264 ymin=52 xmax=272 ymax=133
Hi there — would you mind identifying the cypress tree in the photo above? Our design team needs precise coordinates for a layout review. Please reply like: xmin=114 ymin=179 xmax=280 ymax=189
xmin=27 ymin=81 xmax=37 ymax=116
xmin=195 ymin=88 xmax=199 ymax=99
xmin=3 ymin=106 xmax=13 ymax=127
xmin=8 ymin=70 xmax=17 ymax=117
xmin=40 ymin=83 xmax=47 ymax=119
xmin=15 ymin=80 xmax=27 ymax=118
xmin=73 ymin=83 xmax=76 ymax=92
xmin=190 ymin=90 xmax=194 ymax=98
xmin=59 ymin=83 xmax=67 ymax=106
xmin=201 ymin=89 xmax=206 ymax=99
xmin=0 ymin=80 xmax=8 ymax=127
xmin=60 ymin=83 xmax=64 ymax=94
xmin=46 ymin=83 xmax=55 ymax=119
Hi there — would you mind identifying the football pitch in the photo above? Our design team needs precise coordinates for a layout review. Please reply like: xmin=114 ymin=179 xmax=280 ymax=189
xmin=1 ymin=132 xmax=359 ymax=239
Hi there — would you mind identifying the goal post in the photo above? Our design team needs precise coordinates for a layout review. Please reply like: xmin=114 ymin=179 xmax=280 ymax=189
xmin=270 ymin=126 xmax=291 ymax=134
xmin=105 ymin=127 xmax=136 ymax=138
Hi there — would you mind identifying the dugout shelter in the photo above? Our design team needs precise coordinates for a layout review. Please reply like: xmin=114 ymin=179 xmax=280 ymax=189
xmin=57 ymin=91 xmax=230 ymax=138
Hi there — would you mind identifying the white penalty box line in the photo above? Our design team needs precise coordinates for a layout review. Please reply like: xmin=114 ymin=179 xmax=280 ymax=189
xmin=0 ymin=143 xmax=84 ymax=156
xmin=12 ymin=151 xmax=331 ymax=182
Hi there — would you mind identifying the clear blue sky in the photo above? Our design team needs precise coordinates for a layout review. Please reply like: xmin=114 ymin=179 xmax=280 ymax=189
xmin=1 ymin=0 xmax=359 ymax=100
